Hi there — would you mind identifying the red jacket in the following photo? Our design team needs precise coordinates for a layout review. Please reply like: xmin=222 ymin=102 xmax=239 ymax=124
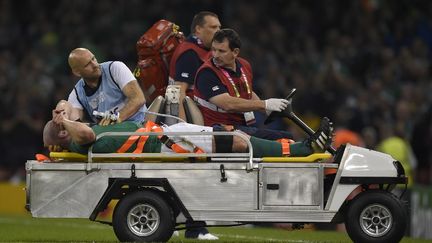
xmin=194 ymin=58 xmax=253 ymax=126
xmin=169 ymin=41 xmax=210 ymax=98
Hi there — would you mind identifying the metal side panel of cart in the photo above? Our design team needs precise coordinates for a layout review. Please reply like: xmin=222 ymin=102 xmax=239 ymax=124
xmin=26 ymin=162 xmax=110 ymax=218
xmin=133 ymin=162 xmax=259 ymax=211
xmin=26 ymin=161 xmax=258 ymax=218
xmin=190 ymin=162 xmax=339 ymax=223
xmin=26 ymin=160 xmax=339 ymax=222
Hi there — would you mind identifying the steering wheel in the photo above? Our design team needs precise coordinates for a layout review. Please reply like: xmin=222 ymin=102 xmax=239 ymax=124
xmin=264 ymin=88 xmax=297 ymax=125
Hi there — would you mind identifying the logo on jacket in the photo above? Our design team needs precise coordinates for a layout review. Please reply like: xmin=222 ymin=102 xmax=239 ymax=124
xmin=89 ymin=92 xmax=106 ymax=109
xmin=181 ymin=72 xmax=189 ymax=78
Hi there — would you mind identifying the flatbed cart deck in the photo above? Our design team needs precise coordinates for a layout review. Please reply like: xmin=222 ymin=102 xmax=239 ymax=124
xmin=26 ymin=133 xmax=407 ymax=242
xmin=26 ymin=88 xmax=409 ymax=242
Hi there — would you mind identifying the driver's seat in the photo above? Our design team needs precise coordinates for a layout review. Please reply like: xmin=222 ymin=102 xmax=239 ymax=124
xmin=144 ymin=95 xmax=166 ymax=124
xmin=144 ymin=95 xmax=204 ymax=126
xmin=183 ymin=96 xmax=204 ymax=125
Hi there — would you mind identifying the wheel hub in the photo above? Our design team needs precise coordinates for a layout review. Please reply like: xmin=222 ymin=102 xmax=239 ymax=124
xmin=127 ymin=203 xmax=160 ymax=237
xmin=359 ymin=204 xmax=393 ymax=237
xmin=139 ymin=216 xmax=148 ymax=224
xmin=372 ymin=216 xmax=380 ymax=225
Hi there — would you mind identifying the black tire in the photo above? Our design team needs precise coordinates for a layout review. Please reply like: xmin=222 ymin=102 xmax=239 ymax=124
xmin=345 ymin=190 xmax=407 ymax=243
xmin=112 ymin=190 xmax=174 ymax=242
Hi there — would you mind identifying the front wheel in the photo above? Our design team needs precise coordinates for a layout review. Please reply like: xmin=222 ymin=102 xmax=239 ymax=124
xmin=345 ymin=190 xmax=407 ymax=243
xmin=112 ymin=190 xmax=174 ymax=242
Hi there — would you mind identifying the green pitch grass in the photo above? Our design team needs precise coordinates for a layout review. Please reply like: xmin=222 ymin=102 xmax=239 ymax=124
xmin=0 ymin=214 xmax=430 ymax=242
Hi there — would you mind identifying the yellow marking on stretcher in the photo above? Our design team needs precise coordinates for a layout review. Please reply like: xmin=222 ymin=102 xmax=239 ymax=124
xmin=262 ymin=153 xmax=332 ymax=162
xmin=50 ymin=152 xmax=87 ymax=161
xmin=49 ymin=152 xmax=331 ymax=163
xmin=49 ymin=152 xmax=205 ymax=162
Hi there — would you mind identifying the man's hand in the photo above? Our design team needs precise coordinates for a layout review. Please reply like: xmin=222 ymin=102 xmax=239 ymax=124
xmin=96 ymin=111 xmax=121 ymax=126
xmin=265 ymin=98 xmax=289 ymax=114
xmin=47 ymin=109 xmax=68 ymax=152
xmin=47 ymin=145 xmax=63 ymax=152
xmin=99 ymin=116 xmax=121 ymax=126
xmin=52 ymin=109 xmax=68 ymax=129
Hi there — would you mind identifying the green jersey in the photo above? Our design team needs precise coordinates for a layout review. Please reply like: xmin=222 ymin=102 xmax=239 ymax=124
xmin=69 ymin=121 xmax=162 ymax=154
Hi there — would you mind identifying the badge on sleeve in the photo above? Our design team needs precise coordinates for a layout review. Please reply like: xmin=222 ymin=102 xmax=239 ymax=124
xmin=244 ymin=111 xmax=256 ymax=125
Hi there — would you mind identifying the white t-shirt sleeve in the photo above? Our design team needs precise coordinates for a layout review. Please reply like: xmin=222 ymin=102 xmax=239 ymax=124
xmin=109 ymin=61 xmax=136 ymax=90
xmin=67 ymin=90 xmax=83 ymax=110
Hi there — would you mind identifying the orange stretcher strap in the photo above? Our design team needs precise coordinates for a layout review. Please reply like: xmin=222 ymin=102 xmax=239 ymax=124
xmin=193 ymin=146 xmax=205 ymax=154
xmin=134 ymin=121 xmax=163 ymax=153
xmin=160 ymin=135 xmax=206 ymax=154
xmin=117 ymin=121 xmax=161 ymax=153
xmin=277 ymin=138 xmax=293 ymax=156
xmin=35 ymin=153 xmax=51 ymax=162
xmin=171 ymin=143 xmax=190 ymax=153
xmin=117 ymin=127 xmax=146 ymax=153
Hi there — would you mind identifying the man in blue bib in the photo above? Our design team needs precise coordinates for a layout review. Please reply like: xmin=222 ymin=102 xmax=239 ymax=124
xmin=67 ymin=48 xmax=147 ymax=125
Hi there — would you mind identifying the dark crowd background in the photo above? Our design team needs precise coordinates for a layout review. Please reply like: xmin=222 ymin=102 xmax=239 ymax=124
xmin=0 ymin=0 xmax=431 ymax=185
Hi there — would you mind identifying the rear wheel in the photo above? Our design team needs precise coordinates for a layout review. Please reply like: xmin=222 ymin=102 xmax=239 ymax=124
xmin=345 ymin=190 xmax=407 ymax=243
xmin=112 ymin=190 xmax=174 ymax=242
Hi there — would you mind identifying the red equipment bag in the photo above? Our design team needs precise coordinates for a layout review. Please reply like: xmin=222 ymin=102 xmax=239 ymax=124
xmin=134 ymin=19 xmax=185 ymax=104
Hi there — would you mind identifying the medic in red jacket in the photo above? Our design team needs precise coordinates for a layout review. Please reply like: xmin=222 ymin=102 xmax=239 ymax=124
xmin=194 ymin=28 xmax=293 ymax=140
